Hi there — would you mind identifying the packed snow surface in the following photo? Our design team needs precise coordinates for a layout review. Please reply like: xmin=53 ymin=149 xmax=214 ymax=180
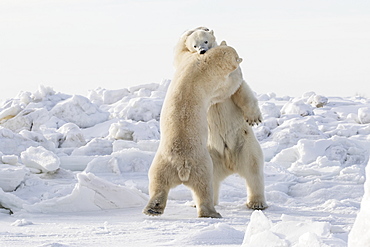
xmin=0 ymin=82 xmax=369 ymax=246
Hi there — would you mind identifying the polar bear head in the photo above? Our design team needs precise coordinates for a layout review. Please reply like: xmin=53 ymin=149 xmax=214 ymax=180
xmin=183 ymin=27 xmax=217 ymax=54
xmin=174 ymin=27 xmax=217 ymax=67
xmin=203 ymin=41 xmax=243 ymax=74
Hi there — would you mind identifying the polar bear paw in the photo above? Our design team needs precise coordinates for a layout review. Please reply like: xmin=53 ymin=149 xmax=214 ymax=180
xmin=143 ymin=201 xmax=165 ymax=216
xmin=246 ymin=200 xmax=268 ymax=210
xmin=144 ymin=209 xmax=163 ymax=216
xmin=244 ymin=107 xmax=263 ymax=126
xmin=198 ymin=210 xmax=222 ymax=218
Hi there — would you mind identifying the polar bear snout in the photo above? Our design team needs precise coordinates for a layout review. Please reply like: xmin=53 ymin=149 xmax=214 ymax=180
xmin=198 ymin=46 xmax=209 ymax=54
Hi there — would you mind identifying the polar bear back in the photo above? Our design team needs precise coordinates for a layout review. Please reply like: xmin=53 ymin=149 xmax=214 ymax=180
xmin=158 ymin=45 xmax=242 ymax=159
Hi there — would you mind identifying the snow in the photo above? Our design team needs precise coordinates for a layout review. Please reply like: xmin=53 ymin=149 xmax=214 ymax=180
xmin=0 ymin=164 xmax=28 ymax=192
xmin=0 ymin=82 xmax=369 ymax=246
xmin=10 ymin=219 xmax=34 ymax=227
xmin=21 ymin=146 xmax=60 ymax=173
xmin=50 ymin=95 xmax=110 ymax=128
xmin=280 ymin=99 xmax=314 ymax=117
xmin=24 ymin=172 xmax=147 ymax=213
xmin=358 ymin=107 xmax=370 ymax=124
xmin=242 ymin=211 xmax=333 ymax=246
xmin=348 ymin=159 xmax=370 ymax=247
xmin=57 ymin=123 xmax=86 ymax=148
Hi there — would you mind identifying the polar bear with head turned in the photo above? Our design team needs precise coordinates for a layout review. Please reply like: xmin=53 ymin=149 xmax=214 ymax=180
xmin=174 ymin=27 xmax=217 ymax=68
xmin=143 ymin=42 xmax=243 ymax=218
xmin=175 ymin=27 xmax=268 ymax=210
xmin=185 ymin=29 xmax=216 ymax=54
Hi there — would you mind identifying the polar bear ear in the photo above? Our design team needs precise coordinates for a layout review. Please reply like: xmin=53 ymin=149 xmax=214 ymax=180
xmin=220 ymin=41 xmax=227 ymax=46
xmin=209 ymin=30 xmax=214 ymax=35
xmin=237 ymin=58 xmax=243 ymax=64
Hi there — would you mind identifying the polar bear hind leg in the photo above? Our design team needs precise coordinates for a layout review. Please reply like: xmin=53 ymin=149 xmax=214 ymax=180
xmin=210 ymin=149 xmax=233 ymax=205
xmin=143 ymin=156 xmax=181 ymax=216
xmin=236 ymin=126 xmax=268 ymax=210
xmin=184 ymin=155 xmax=222 ymax=218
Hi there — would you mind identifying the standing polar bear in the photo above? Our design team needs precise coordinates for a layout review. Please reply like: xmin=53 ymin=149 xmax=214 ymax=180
xmin=175 ymin=27 xmax=267 ymax=210
xmin=143 ymin=42 xmax=243 ymax=218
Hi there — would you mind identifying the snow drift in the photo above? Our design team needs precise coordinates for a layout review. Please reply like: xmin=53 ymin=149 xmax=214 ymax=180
xmin=1 ymin=82 xmax=369 ymax=246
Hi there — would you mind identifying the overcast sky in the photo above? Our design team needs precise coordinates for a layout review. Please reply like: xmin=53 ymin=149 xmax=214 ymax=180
xmin=1 ymin=0 xmax=370 ymax=102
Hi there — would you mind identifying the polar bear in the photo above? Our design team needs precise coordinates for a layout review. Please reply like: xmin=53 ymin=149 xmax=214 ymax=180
xmin=174 ymin=28 xmax=217 ymax=68
xmin=143 ymin=42 xmax=243 ymax=218
xmin=175 ymin=27 xmax=267 ymax=210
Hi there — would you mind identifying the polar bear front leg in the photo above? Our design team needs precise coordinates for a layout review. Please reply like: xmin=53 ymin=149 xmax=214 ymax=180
xmin=231 ymin=81 xmax=262 ymax=126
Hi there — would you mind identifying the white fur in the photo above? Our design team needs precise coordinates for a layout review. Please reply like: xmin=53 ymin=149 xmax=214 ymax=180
xmin=175 ymin=27 xmax=268 ymax=210
xmin=143 ymin=43 xmax=243 ymax=218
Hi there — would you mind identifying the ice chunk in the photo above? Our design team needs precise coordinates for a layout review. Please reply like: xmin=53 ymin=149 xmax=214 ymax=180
xmin=125 ymin=97 xmax=163 ymax=121
xmin=258 ymin=92 xmax=277 ymax=101
xmin=50 ymin=95 xmax=109 ymax=128
xmin=108 ymin=121 xmax=134 ymax=141
xmin=108 ymin=119 xmax=160 ymax=142
xmin=71 ymin=138 xmax=113 ymax=156
xmin=242 ymin=211 xmax=332 ymax=246
xmin=0 ymin=187 xmax=28 ymax=212
xmin=244 ymin=230 xmax=288 ymax=247
xmin=19 ymin=129 xmax=55 ymax=150
xmin=293 ymin=232 xmax=327 ymax=247
xmin=243 ymin=210 xmax=273 ymax=243
xmin=32 ymin=85 xmax=56 ymax=101
xmin=57 ymin=123 xmax=86 ymax=148
xmin=0 ymin=164 xmax=28 ymax=192
xmin=112 ymin=139 xmax=159 ymax=153
xmin=271 ymin=220 xmax=330 ymax=244
xmin=325 ymin=136 xmax=368 ymax=166
xmin=270 ymin=117 xmax=323 ymax=150
xmin=358 ymin=107 xmax=370 ymax=124
xmin=272 ymin=139 xmax=331 ymax=166
xmin=21 ymin=146 xmax=60 ymax=173
xmin=174 ymin=223 xmax=244 ymax=246
xmin=59 ymin=156 xmax=95 ymax=171
xmin=88 ymin=87 xmax=130 ymax=105
xmin=85 ymin=148 xmax=154 ymax=174
xmin=129 ymin=82 xmax=159 ymax=93
xmin=0 ymin=104 xmax=22 ymax=122
xmin=110 ymin=97 xmax=163 ymax=122
xmin=242 ymin=210 xmax=287 ymax=247
xmin=1 ymin=108 xmax=50 ymax=133
xmin=254 ymin=126 xmax=271 ymax=142
xmin=272 ymin=136 xmax=368 ymax=177
xmin=260 ymin=102 xmax=281 ymax=118
xmin=307 ymin=94 xmax=328 ymax=108
xmin=11 ymin=219 xmax=34 ymax=227
xmin=1 ymin=154 xmax=19 ymax=165
xmin=24 ymin=172 xmax=147 ymax=212
xmin=348 ymin=159 xmax=370 ymax=247
xmin=0 ymin=127 xmax=38 ymax=155
xmin=281 ymin=99 xmax=314 ymax=116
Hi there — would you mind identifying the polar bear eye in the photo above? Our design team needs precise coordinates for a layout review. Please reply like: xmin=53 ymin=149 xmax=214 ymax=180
xmin=194 ymin=45 xmax=197 ymax=48
xmin=205 ymin=41 xmax=208 ymax=44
